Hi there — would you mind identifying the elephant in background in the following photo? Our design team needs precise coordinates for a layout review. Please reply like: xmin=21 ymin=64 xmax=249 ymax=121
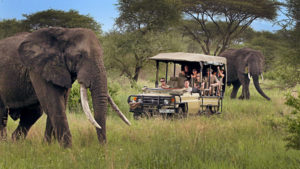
xmin=220 ymin=48 xmax=270 ymax=100
xmin=0 ymin=27 xmax=130 ymax=147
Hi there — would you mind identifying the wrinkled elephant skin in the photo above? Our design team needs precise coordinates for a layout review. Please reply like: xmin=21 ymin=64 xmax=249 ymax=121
xmin=0 ymin=28 xmax=115 ymax=147
xmin=220 ymin=48 xmax=270 ymax=101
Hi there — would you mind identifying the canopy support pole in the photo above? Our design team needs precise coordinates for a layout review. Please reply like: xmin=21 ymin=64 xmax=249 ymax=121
xmin=155 ymin=61 xmax=159 ymax=88
xmin=165 ymin=62 xmax=168 ymax=83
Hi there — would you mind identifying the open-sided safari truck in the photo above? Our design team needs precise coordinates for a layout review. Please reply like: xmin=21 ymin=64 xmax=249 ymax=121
xmin=127 ymin=52 xmax=227 ymax=119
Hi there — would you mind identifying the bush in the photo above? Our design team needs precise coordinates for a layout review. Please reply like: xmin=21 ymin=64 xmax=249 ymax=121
xmin=67 ymin=79 xmax=125 ymax=114
xmin=67 ymin=81 xmax=93 ymax=113
xmin=284 ymin=91 xmax=300 ymax=150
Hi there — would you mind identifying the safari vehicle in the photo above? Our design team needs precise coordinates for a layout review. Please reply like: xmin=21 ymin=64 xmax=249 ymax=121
xmin=127 ymin=52 xmax=227 ymax=119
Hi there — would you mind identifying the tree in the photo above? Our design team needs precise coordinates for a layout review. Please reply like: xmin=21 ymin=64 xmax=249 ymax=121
xmin=180 ymin=0 xmax=280 ymax=55
xmin=103 ymin=30 xmax=182 ymax=84
xmin=0 ymin=19 xmax=27 ymax=39
xmin=116 ymin=0 xmax=181 ymax=33
xmin=112 ymin=0 xmax=182 ymax=83
xmin=23 ymin=9 xmax=102 ymax=36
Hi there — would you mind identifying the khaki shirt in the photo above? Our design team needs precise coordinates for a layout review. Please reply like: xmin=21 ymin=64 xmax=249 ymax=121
xmin=203 ymin=75 xmax=219 ymax=85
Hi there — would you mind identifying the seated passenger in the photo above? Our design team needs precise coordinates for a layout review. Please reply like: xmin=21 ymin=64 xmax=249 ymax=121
xmin=217 ymin=66 xmax=225 ymax=81
xmin=183 ymin=79 xmax=192 ymax=92
xmin=217 ymin=66 xmax=225 ymax=95
xmin=180 ymin=65 xmax=191 ymax=81
xmin=193 ymin=74 xmax=202 ymax=89
xmin=159 ymin=78 xmax=169 ymax=89
xmin=202 ymin=68 xmax=219 ymax=95
xmin=191 ymin=68 xmax=198 ymax=87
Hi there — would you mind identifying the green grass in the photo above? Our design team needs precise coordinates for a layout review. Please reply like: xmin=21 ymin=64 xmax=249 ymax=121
xmin=1 ymin=80 xmax=300 ymax=169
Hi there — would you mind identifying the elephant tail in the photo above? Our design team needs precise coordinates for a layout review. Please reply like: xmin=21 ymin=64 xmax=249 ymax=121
xmin=252 ymin=75 xmax=271 ymax=101
xmin=107 ymin=94 xmax=131 ymax=126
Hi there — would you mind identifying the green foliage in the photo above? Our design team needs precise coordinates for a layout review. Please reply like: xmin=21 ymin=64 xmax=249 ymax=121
xmin=22 ymin=9 xmax=102 ymax=36
xmin=116 ymin=0 xmax=181 ymax=32
xmin=0 ymin=19 xmax=27 ymax=39
xmin=103 ymin=30 xmax=183 ymax=83
xmin=67 ymin=81 xmax=93 ymax=113
xmin=0 ymin=9 xmax=102 ymax=40
xmin=180 ymin=0 xmax=280 ymax=55
xmin=285 ymin=91 xmax=300 ymax=150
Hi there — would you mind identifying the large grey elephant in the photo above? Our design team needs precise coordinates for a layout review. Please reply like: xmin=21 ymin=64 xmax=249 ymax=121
xmin=220 ymin=48 xmax=270 ymax=100
xmin=0 ymin=27 xmax=130 ymax=147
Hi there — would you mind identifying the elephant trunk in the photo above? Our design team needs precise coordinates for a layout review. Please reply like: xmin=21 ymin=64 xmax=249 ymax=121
xmin=90 ymin=74 xmax=108 ymax=143
xmin=252 ymin=75 xmax=271 ymax=100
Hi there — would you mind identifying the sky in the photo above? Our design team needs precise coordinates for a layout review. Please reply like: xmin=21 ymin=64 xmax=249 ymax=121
xmin=0 ymin=0 xmax=283 ymax=32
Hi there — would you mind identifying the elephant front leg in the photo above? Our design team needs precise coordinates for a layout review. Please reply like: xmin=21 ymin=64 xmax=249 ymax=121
xmin=44 ymin=116 xmax=55 ymax=143
xmin=44 ymin=89 xmax=70 ymax=144
xmin=30 ymin=72 xmax=72 ymax=148
xmin=238 ymin=74 xmax=250 ymax=100
xmin=12 ymin=104 xmax=42 ymax=140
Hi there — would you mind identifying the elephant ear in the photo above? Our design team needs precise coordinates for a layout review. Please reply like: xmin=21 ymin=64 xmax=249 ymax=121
xmin=19 ymin=28 xmax=72 ymax=88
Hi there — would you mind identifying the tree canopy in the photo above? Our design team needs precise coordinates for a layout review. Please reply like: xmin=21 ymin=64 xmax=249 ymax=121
xmin=181 ymin=0 xmax=280 ymax=55
xmin=22 ymin=9 xmax=102 ymax=35
xmin=116 ymin=0 xmax=181 ymax=32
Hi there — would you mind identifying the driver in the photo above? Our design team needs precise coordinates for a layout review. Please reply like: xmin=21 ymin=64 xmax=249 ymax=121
xmin=159 ymin=78 xmax=169 ymax=89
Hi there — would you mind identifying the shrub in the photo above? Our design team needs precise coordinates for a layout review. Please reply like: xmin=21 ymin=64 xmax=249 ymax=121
xmin=284 ymin=91 xmax=300 ymax=150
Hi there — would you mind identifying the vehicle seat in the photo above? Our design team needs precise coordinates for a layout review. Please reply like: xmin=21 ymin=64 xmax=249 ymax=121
xmin=168 ymin=77 xmax=179 ymax=88
xmin=177 ymin=76 xmax=186 ymax=88
xmin=167 ymin=77 xmax=187 ymax=88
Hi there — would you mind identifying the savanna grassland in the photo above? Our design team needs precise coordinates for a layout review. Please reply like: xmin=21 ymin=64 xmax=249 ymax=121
xmin=0 ymin=79 xmax=300 ymax=169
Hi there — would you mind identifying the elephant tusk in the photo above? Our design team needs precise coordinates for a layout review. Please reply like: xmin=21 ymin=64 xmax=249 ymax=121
xmin=261 ymin=74 xmax=264 ymax=81
xmin=108 ymin=94 xmax=131 ymax=126
xmin=248 ymin=73 xmax=251 ymax=80
xmin=80 ymin=86 xmax=102 ymax=129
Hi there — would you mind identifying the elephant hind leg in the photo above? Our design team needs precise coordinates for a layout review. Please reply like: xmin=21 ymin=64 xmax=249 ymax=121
xmin=230 ymin=80 xmax=241 ymax=99
xmin=12 ymin=103 xmax=42 ymax=140
xmin=0 ymin=100 xmax=8 ymax=140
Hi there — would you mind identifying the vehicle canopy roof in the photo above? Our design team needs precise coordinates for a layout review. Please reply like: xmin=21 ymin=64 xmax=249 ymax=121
xmin=150 ymin=52 xmax=226 ymax=65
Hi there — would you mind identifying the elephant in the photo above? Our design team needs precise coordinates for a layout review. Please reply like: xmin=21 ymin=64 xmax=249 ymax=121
xmin=220 ymin=48 xmax=270 ymax=100
xmin=0 ymin=27 xmax=131 ymax=147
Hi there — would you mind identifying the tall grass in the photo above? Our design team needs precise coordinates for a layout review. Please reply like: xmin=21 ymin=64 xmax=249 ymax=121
xmin=0 ymin=79 xmax=300 ymax=169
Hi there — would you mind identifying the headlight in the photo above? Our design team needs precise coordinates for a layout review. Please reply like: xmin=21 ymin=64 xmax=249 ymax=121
xmin=164 ymin=99 xmax=169 ymax=105
xmin=138 ymin=99 xmax=143 ymax=103
xmin=131 ymin=97 xmax=137 ymax=103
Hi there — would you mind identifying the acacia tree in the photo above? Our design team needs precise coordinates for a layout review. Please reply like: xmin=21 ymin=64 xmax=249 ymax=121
xmin=112 ymin=0 xmax=182 ymax=83
xmin=23 ymin=9 xmax=102 ymax=36
xmin=181 ymin=0 xmax=280 ymax=55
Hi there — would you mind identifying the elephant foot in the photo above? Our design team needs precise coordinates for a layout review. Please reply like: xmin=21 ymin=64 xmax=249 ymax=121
xmin=0 ymin=127 xmax=7 ymax=141
xmin=60 ymin=136 xmax=72 ymax=148
xmin=12 ymin=127 xmax=28 ymax=141
xmin=238 ymin=95 xmax=244 ymax=100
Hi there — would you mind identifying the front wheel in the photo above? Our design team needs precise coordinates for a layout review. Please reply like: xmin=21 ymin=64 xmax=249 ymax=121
xmin=176 ymin=107 xmax=187 ymax=118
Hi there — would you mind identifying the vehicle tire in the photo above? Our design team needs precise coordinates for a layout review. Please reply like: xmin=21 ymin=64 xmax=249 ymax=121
xmin=177 ymin=107 xmax=187 ymax=118
xmin=133 ymin=112 xmax=142 ymax=120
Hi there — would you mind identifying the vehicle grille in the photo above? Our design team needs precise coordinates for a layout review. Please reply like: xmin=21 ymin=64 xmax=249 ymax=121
xmin=140 ymin=96 xmax=171 ymax=105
